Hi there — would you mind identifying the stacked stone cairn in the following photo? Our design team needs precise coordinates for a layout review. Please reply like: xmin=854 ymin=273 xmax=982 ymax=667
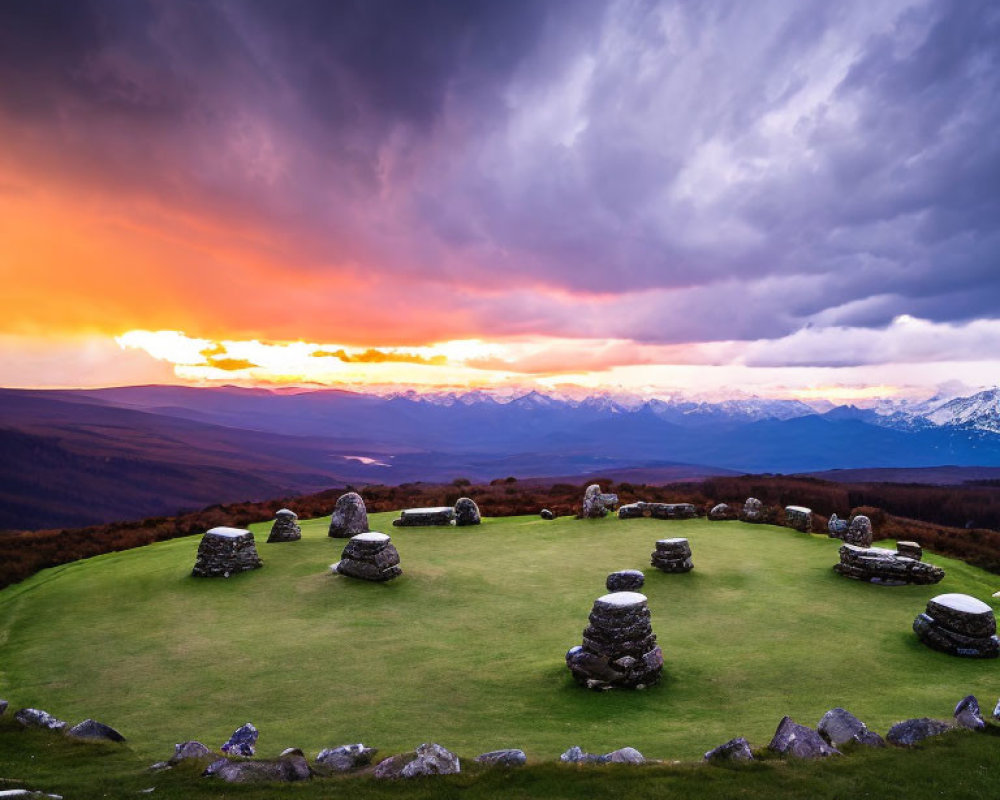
xmin=392 ymin=507 xmax=456 ymax=527
xmin=191 ymin=527 xmax=262 ymax=578
xmin=606 ymin=570 xmax=644 ymax=592
xmin=834 ymin=544 xmax=944 ymax=585
xmin=843 ymin=515 xmax=873 ymax=547
xmin=581 ymin=484 xmax=618 ymax=518
xmin=913 ymin=593 xmax=999 ymax=658
xmin=454 ymin=497 xmax=481 ymax=526
xmin=784 ymin=505 xmax=812 ymax=533
xmin=565 ymin=592 xmax=663 ymax=690
xmin=739 ymin=497 xmax=764 ymax=522
xmin=329 ymin=492 xmax=369 ymax=538
xmin=267 ymin=509 xmax=301 ymax=543
xmin=650 ymin=538 xmax=693 ymax=573
xmin=333 ymin=532 xmax=402 ymax=582
xmin=618 ymin=502 xmax=697 ymax=520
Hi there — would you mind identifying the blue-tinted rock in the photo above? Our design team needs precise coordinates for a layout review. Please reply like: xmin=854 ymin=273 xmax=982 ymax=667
xmin=221 ymin=722 xmax=258 ymax=757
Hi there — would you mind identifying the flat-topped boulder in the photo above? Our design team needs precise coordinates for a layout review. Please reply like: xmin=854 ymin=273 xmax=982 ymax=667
xmin=267 ymin=509 xmax=301 ymax=543
xmin=617 ymin=501 xmax=697 ymax=520
xmin=329 ymin=492 xmax=369 ymax=538
xmin=886 ymin=718 xmax=953 ymax=746
xmin=205 ymin=754 xmax=311 ymax=783
xmin=844 ymin=515 xmax=873 ymax=547
xmin=834 ymin=544 xmax=944 ymax=586
xmin=191 ymin=528 xmax=262 ymax=578
xmin=617 ymin=503 xmax=645 ymax=519
xmin=896 ymin=541 xmax=922 ymax=561
xmin=582 ymin=484 xmax=618 ymax=518
xmin=739 ymin=497 xmax=763 ymax=522
xmin=913 ymin=593 xmax=999 ymax=658
xmin=650 ymin=538 xmax=693 ymax=573
xmin=606 ymin=569 xmax=644 ymax=592
xmin=784 ymin=506 xmax=812 ymax=533
xmin=392 ymin=507 xmax=456 ymax=527
xmin=566 ymin=591 xmax=663 ymax=690
xmin=334 ymin=532 xmax=402 ymax=582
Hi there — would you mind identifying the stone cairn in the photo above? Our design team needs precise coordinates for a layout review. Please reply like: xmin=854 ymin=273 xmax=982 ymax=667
xmin=739 ymin=497 xmax=764 ymax=522
xmin=454 ymin=497 xmax=481 ymax=526
xmin=333 ymin=532 xmax=402 ymax=582
xmin=913 ymin=593 xmax=999 ymax=658
xmin=565 ymin=591 xmax=663 ymax=690
xmin=192 ymin=527 xmax=262 ymax=578
xmin=650 ymin=538 xmax=693 ymax=573
xmin=784 ymin=505 xmax=812 ymax=533
xmin=834 ymin=544 xmax=944 ymax=585
xmin=606 ymin=570 xmax=644 ymax=592
xmin=329 ymin=492 xmax=369 ymax=538
xmin=618 ymin=502 xmax=698 ymax=520
xmin=581 ymin=484 xmax=618 ymax=518
xmin=267 ymin=509 xmax=301 ymax=543
xmin=392 ymin=506 xmax=456 ymax=527
xmin=843 ymin=515 xmax=873 ymax=547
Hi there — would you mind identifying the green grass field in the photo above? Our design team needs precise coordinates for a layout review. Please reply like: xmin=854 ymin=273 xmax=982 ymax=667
xmin=1 ymin=513 xmax=998 ymax=771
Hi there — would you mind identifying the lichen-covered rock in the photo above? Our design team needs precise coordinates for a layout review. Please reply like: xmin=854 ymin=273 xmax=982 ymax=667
xmin=392 ymin=507 xmax=456 ymax=527
xmin=606 ymin=570 xmax=644 ymax=592
xmin=650 ymin=538 xmax=693 ymax=573
xmin=191 ymin=528 xmax=262 ymax=578
xmin=617 ymin=503 xmax=645 ymax=519
xmin=559 ymin=746 xmax=607 ymax=764
xmin=170 ymin=741 xmax=213 ymax=764
xmin=844 ymin=515 xmax=873 ymax=547
xmin=647 ymin=502 xmax=698 ymax=520
xmin=454 ymin=497 xmax=481 ymax=526
xmin=540 ymin=509 xmax=555 ymax=520
xmin=267 ymin=509 xmax=301 ymax=543
xmin=221 ymin=723 xmax=258 ymax=757
xmin=835 ymin=544 xmax=944 ymax=585
xmin=708 ymin=503 xmax=731 ymax=521
xmin=14 ymin=708 xmax=67 ymax=731
xmin=205 ymin=754 xmax=311 ymax=783
xmin=475 ymin=749 xmax=526 ymax=766
xmin=66 ymin=719 xmax=126 ymax=743
xmin=566 ymin=592 xmax=662 ymax=690
xmin=334 ymin=532 xmax=402 ymax=582
xmin=605 ymin=747 xmax=645 ymax=764
xmin=740 ymin=497 xmax=763 ymax=523
xmin=316 ymin=743 xmax=377 ymax=771
xmin=703 ymin=737 xmax=753 ymax=762
xmin=827 ymin=513 xmax=848 ymax=538
xmin=768 ymin=716 xmax=840 ymax=758
xmin=914 ymin=594 xmax=999 ymax=658
xmin=886 ymin=718 xmax=953 ymax=746
xmin=374 ymin=743 xmax=460 ymax=779
xmin=582 ymin=485 xmax=618 ymax=518
xmin=784 ymin=506 xmax=812 ymax=533
xmin=954 ymin=696 xmax=986 ymax=730
xmin=817 ymin=708 xmax=884 ymax=748
xmin=328 ymin=492 xmax=369 ymax=538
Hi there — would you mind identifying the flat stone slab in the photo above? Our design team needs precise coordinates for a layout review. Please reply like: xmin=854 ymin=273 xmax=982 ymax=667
xmin=404 ymin=507 xmax=453 ymax=515
xmin=393 ymin=507 xmax=457 ymax=527
xmin=656 ymin=538 xmax=689 ymax=547
xmin=930 ymin=593 xmax=992 ymax=615
xmin=352 ymin=532 xmax=391 ymax=544
xmin=205 ymin=527 xmax=251 ymax=539
xmin=785 ymin=505 xmax=811 ymax=514
xmin=595 ymin=591 xmax=647 ymax=609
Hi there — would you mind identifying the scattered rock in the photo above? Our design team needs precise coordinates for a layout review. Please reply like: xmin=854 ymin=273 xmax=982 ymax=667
xmin=605 ymin=747 xmax=645 ymax=764
xmin=334 ymin=532 xmax=402 ymax=582
xmin=703 ymin=736 xmax=754 ymax=762
xmin=65 ymin=719 xmax=126 ymax=743
xmin=0 ymin=699 xmax=7 ymax=716
xmin=328 ymin=492 xmax=369 ymax=538
xmin=204 ymin=755 xmax=311 ymax=783
xmin=650 ymin=538 xmax=693 ymax=573
xmin=895 ymin=541 xmax=922 ymax=561
xmin=374 ymin=743 xmax=461 ymax=779
xmin=191 ymin=528 xmax=262 ymax=578
xmin=617 ymin=503 xmax=644 ymax=519
xmin=618 ymin=502 xmax=697 ymax=520
xmin=566 ymin=591 xmax=663 ymax=690
xmin=170 ymin=741 xmax=213 ymax=764
xmin=0 ymin=790 xmax=64 ymax=799
xmin=221 ymin=722 xmax=258 ymax=757
xmin=454 ymin=497 xmax=482 ymax=526
xmin=540 ymin=509 xmax=555 ymax=520
xmin=606 ymin=570 xmax=644 ymax=592
xmin=14 ymin=708 xmax=67 ymax=731
xmin=954 ymin=695 xmax=986 ymax=730
xmin=768 ymin=716 xmax=840 ymax=759
xmin=886 ymin=718 xmax=953 ymax=746
xmin=559 ymin=746 xmax=643 ymax=764
xmin=475 ymin=749 xmax=526 ymax=766
xmin=739 ymin=497 xmax=763 ymax=523
xmin=315 ymin=743 xmax=377 ymax=772
xmin=817 ymin=708 xmax=884 ymax=748
xmin=559 ymin=746 xmax=607 ymax=764
xmin=582 ymin=485 xmax=618 ymax=518
xmin=280 ymin=748 xmax=304 ymax=758
xmin=708 ymin=503 xmax=731 ymax=521
xmin=392 ymin=507 xmax=456 ymax=527
xmin=267 ymin=509 xmax=301 ymax=543
xmin=913 ymin=593 xmax=999 ymax=657
xmin=844 ymin=515 xmax=873 ymax=548
xmin=835 ymin=544 xmax=944 ymax=586
xmin=784 ymin=506 xmax=812 ymax=533
xmin=827 ymin=514 xmax=848 ymax=538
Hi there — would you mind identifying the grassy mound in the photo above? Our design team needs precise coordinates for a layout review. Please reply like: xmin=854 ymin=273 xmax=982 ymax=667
xmin=1 ymin=513 xmax=997 ymax=764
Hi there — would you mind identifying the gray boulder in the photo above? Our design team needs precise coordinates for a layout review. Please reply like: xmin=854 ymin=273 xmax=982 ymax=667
xmin=329 ymin=492 xmax=369 ymax=538
xmin=454 ymin=497 xmax=482 ymax=526
xmin=605 ymin=747 xmax=645 ymax=764
xmin=66 ymin=719 xmax=126 ymax=743
xmin=837 ymin=544 xmax=945 ymax=586
xmin=617 ymin=503 xmax=645 ymax=519
xmin=768 ymin=716 xmax=840 ymax=758
xmin=886 ymin=718 xmax=953 ymax=746
xmin=582 ymin=485 xmax=617 ymax=518
xmin=540 ymin=509 xmax=555 ymax=520
xmin=204 ymin=754 xmax=311 ymax=783
xmin=14 ymin=708 xmax=67 ymax=731
xmin=954 ymin=696 xmax=986 ymax=730
xmin=844 ymin=515 xmax=873 ymax=547
xmin=374 ymin=743 xmax=461 ymax=779
xmin=703 ymin=737 xmax=753 ymax=762
xmin=267 ymin=509 xmax=301 ymax=543
xmin=739 ymin=497 xmax=763 ymax=522
xmin=784 ymin=505 xmax=812 ymax=533
xmin=315 ymin=743 xmax=377 ymax=772
xmin=170 ymin=741 xmax=213 ymax=764
xmin=392 ymin=507 xmax=456 ymax=527
xmin=817 ymin=708 xmax=884 ymax=748
xmin=708 ymin=503 xmax=731 ymax=521
xmin=221 ymin=722 xmax=258 ymax=757
xmin=827 ymin=513 xmax=848 ymax=537
xmin=475 ymin=749 xmax=526 ymax=766
xmin=559 ymin=746 xmax=607 ymax=764
xmin=606 ymin=570 xmax=644 ymax=593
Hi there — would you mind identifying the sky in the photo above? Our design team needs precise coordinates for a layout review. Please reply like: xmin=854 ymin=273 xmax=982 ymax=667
xmin=1 ymin=0 xmax=999 ymax=402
